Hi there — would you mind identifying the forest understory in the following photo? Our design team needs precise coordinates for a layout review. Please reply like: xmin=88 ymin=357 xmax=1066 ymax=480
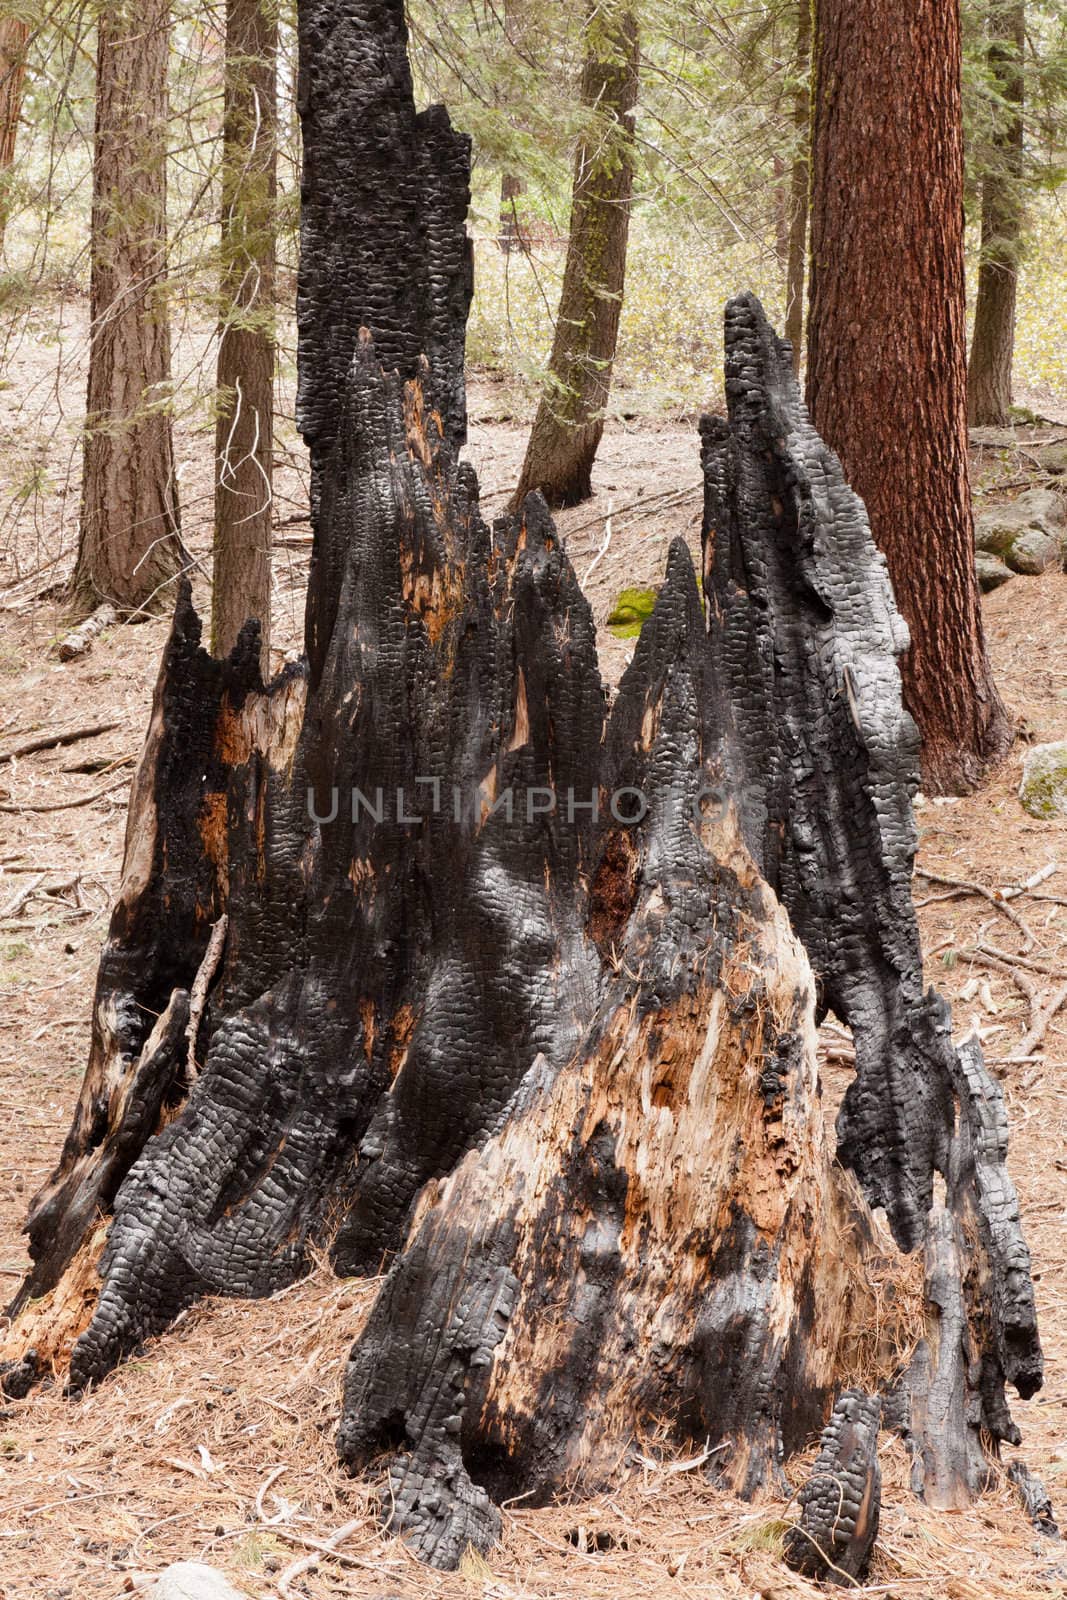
xmin=0 ymin=304 xmax=1066 ymax=1599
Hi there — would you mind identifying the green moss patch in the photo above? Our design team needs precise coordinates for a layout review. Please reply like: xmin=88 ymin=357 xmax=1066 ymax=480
xmin=607 ymin=586 xmax=658 ymax=638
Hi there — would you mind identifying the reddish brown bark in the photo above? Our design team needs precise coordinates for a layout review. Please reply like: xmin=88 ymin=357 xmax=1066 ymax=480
xmin=783 ymin=0 xmax=810 ymax=373
xmin=211 ymin=0 xmax=277 ymax=673
xmin=73 ymin=0 xmax=184 ymax=619
xmin=806 ymin=0 xmax=1011 ymax=794
xmin=0 ymin=17 xmax=29 ymax=256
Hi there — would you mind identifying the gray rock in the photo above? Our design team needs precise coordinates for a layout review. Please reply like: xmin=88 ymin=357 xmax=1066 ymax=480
xmin=976 ymin=552 xmax=1013 ymax=592
xmin=148 ymin=1565 xmax=248 ymax=1600
xmin=974 ymin=487 xmax=1066 ymax=564
xmin=1019 ymin=742 xmax=1067 ymax=820
xmin=1008 ymin=527 xmax=1061 ymax=575
xmin=1030 ymin=441 xmax=1067 ymax=474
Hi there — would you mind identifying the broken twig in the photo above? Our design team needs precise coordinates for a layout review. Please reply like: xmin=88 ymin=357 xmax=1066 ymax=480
xmin=915 ymin=868 xmax=1035 ymax=950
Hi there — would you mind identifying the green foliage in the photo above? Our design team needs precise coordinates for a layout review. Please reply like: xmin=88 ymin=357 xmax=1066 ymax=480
xmin=468 ymin=215 xmax=784 ymax=414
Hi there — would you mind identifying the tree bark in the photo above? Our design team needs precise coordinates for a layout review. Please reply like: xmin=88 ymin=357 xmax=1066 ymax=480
xmin=72 ymin=0 xmax=185 ymax=619
xmin=3 ymin=0 xmax=1041 ymax=1579
xmin=967 ymin=1 xmax=1026 ymax=428
xmin=0 ymin=16 xmax=29 ymax=258
xmin=211 ymin=0 xmax=278 ymax=674
xmin=496 ymin=0 xmax=528 ymax=256
xmin=806 ymin=0 xmax=1011 ymax=795
xmin=783 ymin=0 xmax=810 ymax=373
xmin=498 ymin=170 xmax=526 ymax=254
xmin=510 ymin=3 xmax=638 ymax=510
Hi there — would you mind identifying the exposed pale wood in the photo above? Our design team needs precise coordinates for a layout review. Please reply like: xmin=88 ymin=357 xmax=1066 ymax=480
xmin=55 ymin=604 xmax=118 ymax=662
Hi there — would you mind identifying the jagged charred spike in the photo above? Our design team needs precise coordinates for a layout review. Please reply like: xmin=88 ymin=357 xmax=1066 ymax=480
xmin=948 ymin=1037 xmax=1042 ymax=1404
xmin=1008 ymin=1461 xmax=1059 ymax=1538
xmin=297 ymin=0 xmax=472 ymax=684
xmin=784 ymin=1389 xmax=882 ymax=1585
xmin=700 ymin=299 xmax=1040 ymax=1501
xmin=702 ymin=294 xmax=954 ymax=1253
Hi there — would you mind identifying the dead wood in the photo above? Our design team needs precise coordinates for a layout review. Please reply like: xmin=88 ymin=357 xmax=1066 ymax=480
xmin=0 ymin=720 xmax=123 ymax=766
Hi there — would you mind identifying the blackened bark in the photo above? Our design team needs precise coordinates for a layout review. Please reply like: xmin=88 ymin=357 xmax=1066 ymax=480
xmin=212 ymin=0 xmax=278 ymax=673
xmin=296 ymin=0 xmax=472 ymax=684
xmin=73 ymin=0 xmax=185 ymax=618
xmin=784 ymin=1390 xmax=882 ymax=1582
xmin=806 ymin=0 xmax=1011 ymax=794
xmin=968 ymin=1 xmax=1026 ymax=428
xmin=3 ymin=0 xmax=1042 ymax=1577
xmin=510 ymin=4 xmax=638 ymax=510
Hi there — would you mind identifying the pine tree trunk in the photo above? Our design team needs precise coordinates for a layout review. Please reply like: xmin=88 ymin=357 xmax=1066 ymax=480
xmin=72 ymin=0 xmax=184 ymax=619
xmin=3 ymin=0 xmax=1041 ymax=1579
xmin=806 ymin=0 xmax=1011 ymax=795
xmin=510 ymin=3 xmax=637 ymax=510
xmin=211 ymin=0 xmax=277 ymax=674
xmin=967 ymin=1 xmax=1025 ymax=428
xmin=0 ymin=17 xmax=29 ymax=257
xmin=783 ymin=0 xmax=810 ymax=373
xmin=496 ymin=0 xmax=527 ymax=254
xmin=498 ymin=171 xmax=526 ymax=253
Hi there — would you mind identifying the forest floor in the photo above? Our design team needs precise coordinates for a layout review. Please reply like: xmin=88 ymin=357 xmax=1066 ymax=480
xmin=1 ymin=325 xmax=1067 ymax=1598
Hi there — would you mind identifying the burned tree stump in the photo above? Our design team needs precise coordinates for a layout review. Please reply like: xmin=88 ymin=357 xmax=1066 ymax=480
xmin=2 ymin=0 xmax=1042 ymax=1576
xmin=783 ymin=1390 xmax=882 ymax=1584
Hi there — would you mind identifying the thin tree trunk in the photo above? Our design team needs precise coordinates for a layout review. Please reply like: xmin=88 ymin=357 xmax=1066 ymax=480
xmin=211 ymin=0 xmax=277 ymax=674
xmin=0 ymin=16 xmax=29 ymax=257
xmin=73 ymin=0 xmax=184 ymax=619
xmin=498 ymin=170 xmax=526 ymax=253
xmin=967 ymin=1 xmax=1025 ymax=428
xmin=773 ymin=153 xmax=789 ymax=267
xmin=511 ymin=3 xmax=638 ymax=510
xmin=806 ymin=0 xmax=1011 ymax=795
xmin=783 ymin=0 xmax=810 ymax=372
xmin=496 ymin=0 xmax=527 ymax=254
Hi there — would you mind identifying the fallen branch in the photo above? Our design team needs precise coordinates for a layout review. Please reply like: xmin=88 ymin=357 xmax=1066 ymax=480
xmin=969 ymin=947 xmax=1037 ymax=1005
xmin=969 ymin=948 xmax=1067 ymax=1059
xmin=0 ymin=873 xmax=46 ymax=919
xmin=562 ymin=483 xmax=699 ymax=540
xmin=976 ymin=942 xmax=1067 ymax=980
xmin=273 ymin=1516 xmax=367 ymax=1596
xmin=54 ymin=604 xmax=118 ymax=662
xmin=915 ymin=868 xmax=1035 ymax=950
xmin=999 ymin=862 xmax=1059 ymax=899
xmin=1016 ymin=982 xmax=1067 ymax=1059
xmin=581 ymin=502 xmax=614 ymax=585
xmin=0 ymin=874 xmax=81 ymax=920
xmin=0 ymin=720 xmax=123 ymax=767
xmin=0 ymin=776 xmax=131 ymax=814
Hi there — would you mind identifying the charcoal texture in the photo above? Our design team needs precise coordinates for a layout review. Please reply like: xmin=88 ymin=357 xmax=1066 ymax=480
xmin=784 ymin=1389 xmax=882 ymax=1583
xmin=703 ymin=295 xmax=954 ymax=1252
